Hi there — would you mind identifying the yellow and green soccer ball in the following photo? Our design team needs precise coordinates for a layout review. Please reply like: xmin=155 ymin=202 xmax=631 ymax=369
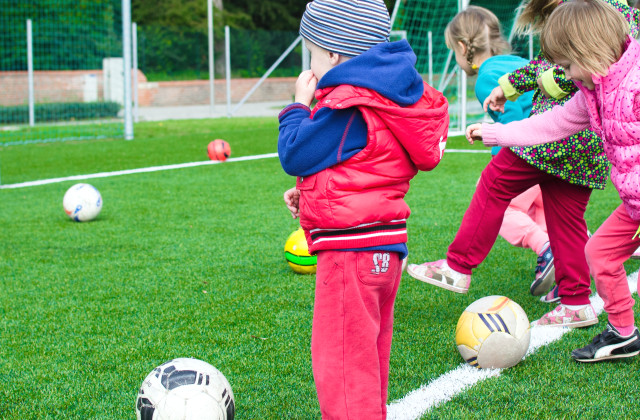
xmin=284 ymin=228 xmax=317 ymax=274
xmin=455 ymin=295 xmax=530 ymax=369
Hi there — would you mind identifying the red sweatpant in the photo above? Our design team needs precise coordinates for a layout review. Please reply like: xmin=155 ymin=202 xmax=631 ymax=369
xmin=585 ymin=204 xmax=640 ymax=327
xmin=446 ymin=148 xmax=593 ymax=305
xmin=312 ymin=250 xmax=402 ymax=420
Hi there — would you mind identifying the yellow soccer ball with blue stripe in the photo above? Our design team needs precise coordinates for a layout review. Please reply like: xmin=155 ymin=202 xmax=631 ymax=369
xmin=455 ymin=296 xmax=530 ymax=369
xmin=284 ymin=228 xmax=317 ymax=274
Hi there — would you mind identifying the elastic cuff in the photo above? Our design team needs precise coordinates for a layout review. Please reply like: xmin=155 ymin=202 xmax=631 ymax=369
xmin=278 ymin=103 xmax=311 ymax=120
xmin=539 ymin=68 xmax=568 ymax=100
xmin=498 ymin=74 xmax=521 ymax=101
xmin=480 ymin=123 xmax=500 ymax=147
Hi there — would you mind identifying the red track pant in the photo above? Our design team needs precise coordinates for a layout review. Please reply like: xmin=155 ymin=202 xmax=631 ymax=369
xmin=446 ymin=148 xmax=593 ymax=305
xmin=586 ymin=204 xmax=640 ymax=327
xmin=312 ymin=250 xmax=402 ymax=420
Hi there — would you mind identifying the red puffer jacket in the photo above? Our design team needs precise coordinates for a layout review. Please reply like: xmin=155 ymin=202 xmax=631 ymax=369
xmin=298 ymin=82 xmax=448 ymax=253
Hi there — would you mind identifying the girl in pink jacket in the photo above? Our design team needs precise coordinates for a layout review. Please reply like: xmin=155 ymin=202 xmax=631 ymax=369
xmin=470 ymin=0 xmax=640 ymax=362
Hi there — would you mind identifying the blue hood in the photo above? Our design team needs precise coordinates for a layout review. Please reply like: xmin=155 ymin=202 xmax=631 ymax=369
xmin=317 ymin=40 xmax=424 ymax=107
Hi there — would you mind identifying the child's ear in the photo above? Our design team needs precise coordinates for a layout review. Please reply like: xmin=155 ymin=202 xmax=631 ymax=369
xmin=457 ymin=41 xmax=467 ymax=55
xmin=328 ymin=51 xmax=341 ymax=66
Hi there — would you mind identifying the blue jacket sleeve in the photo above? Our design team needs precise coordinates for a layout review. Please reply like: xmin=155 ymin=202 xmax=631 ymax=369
xmin=277 ymin=103 xmax=368 ymax=177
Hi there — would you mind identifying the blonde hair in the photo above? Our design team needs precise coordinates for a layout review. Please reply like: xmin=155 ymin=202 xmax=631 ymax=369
xmin=514 ymin=0 xmax=560 ymax=35
xmin=541 ymin=0 xmax=627 ymax=75
xmin=444 ymin=6 xmax=511 ymax=68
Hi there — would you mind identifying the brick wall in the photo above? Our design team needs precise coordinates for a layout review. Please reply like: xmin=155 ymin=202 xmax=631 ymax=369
xmin=0 ymin=70 xmax=296 ymax=107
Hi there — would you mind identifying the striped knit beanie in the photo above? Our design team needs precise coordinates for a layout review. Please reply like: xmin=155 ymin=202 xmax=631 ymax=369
xmin=299 ymin=0 xmax=391 ymax=57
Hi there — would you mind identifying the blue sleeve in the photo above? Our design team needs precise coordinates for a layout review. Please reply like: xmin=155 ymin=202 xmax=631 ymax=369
xmin=277 ymin=103 xmax=368 ymax=177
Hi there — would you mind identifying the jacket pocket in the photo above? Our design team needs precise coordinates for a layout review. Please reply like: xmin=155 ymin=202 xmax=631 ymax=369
xmin=296 ymin=174 xmax=317 ymax=190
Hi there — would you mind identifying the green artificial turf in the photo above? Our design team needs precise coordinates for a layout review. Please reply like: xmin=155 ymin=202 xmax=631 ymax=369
xmin=1 ymin=119 xmax=638 ymax=419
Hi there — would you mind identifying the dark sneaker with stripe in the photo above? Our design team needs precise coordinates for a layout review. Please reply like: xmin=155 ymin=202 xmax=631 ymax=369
xmin=539 ymin=285 xmax=560 ymax=303
xmin=530 ymin=244 xmax=555 ymax=296
xmin=572 ymin=323 xmax=640 ymax=363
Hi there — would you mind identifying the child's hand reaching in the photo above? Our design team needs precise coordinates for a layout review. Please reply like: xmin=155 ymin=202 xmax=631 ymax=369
xmin=483 ymin=86 xmax=507 ymax=113
xmin=295 ymin=70 xmax=318 ymax=107
xmin=284 ymin=187 xmax=301 ymax=219
xmin=466 ymin=123 xmax=483 ymax=144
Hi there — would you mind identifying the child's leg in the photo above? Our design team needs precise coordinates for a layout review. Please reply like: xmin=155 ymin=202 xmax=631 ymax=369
xmin=447 ymin=149 xmax=540 ymax=274
xmin=586 ymin=204 xmax=640 ymax=328
xmin=500 ymin=185 xmax=549 ymax=253
xmin=539 ymin=178 xmax=592 ymax=305
xmin=312 ymin=250 xmax=401 ymax=420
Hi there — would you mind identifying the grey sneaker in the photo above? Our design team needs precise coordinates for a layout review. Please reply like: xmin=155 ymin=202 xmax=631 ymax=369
xmin=407 ymin=259 xmax=470 ymax=294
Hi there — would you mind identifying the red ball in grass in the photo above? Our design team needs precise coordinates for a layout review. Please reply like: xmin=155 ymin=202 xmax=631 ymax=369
xmin=207 ymin=139 xmax=231 ymax=161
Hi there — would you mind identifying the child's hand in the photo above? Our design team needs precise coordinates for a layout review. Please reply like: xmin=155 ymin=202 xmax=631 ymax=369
xmin=284 ymin=187 xmax=301 ymax=219
xmin=294 ymin=70 xmax=318 ymax=107
xmin=466 ymin=123 xmax=483 ymax=144
xmin=483 ymin=86 xmax=506 ymax=113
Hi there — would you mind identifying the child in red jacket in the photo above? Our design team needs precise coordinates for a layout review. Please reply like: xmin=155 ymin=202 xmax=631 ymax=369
xmin=278 ymin=0 xmax=449 ymax=417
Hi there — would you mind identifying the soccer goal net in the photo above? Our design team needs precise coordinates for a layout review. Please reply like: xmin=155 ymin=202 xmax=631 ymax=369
xmin=391 ymin=0 xmax=531 ymax=135
xmin=0 ymin=0 xmax=125 ymax=146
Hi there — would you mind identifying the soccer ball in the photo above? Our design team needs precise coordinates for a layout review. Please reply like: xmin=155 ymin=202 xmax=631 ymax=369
xmin=63 ymin=183 xmax=102 ymax=222
xmin=208 ymin=140 xmax=231 ymax=161
xmin=136 ymin=358 xmax=235 ymax=420
xmin=284 ymin=228 xmax=317 ymax=274
xmin=455 ymin=295 xmax=530 ymax=369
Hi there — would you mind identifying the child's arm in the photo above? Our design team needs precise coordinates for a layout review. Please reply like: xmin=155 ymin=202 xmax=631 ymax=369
xmin=278 ymin=106 xmax=368 ymax=177
xmin=468 ymin=91 xmax=590 ymax=147
xmin=497 ymin=54 xmax=577 ymax=101
xmin=278 ymin=71 xmax=368 ymax=177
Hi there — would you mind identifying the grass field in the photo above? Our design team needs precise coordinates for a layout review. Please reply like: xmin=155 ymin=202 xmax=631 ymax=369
xmin=1 ymin=117 xmax=639 ymax=419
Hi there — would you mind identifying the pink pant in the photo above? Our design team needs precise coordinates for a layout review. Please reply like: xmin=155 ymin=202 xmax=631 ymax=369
xmin=312 ymin=250 xmax=402 ymax=420
xmin=500 ymin=185 xmax=548 ymax=254
xmin=585 ymin=204 xmax=640 ymax=327
xmin=447 ymin=148 xmax=593 ymax=305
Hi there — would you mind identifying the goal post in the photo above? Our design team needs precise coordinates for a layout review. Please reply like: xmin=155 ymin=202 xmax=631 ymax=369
xmin=390 ymin=0 xmax=530 ymax=135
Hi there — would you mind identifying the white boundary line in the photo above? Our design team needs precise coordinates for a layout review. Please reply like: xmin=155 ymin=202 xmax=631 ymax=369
xmin=0 ymin=153 xmax=279 ymax=190
xmin=387 ymin=271 xmax=639 ymax=419
xmin=0 ymin=149 xmax=487 ymax=191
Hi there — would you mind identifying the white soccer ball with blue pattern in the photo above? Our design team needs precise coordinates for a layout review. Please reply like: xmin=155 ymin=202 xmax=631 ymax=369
xmin=63 ymin=183 xmax=102 ymax=222
xmin=455 ymin=295 xmax=530 ymax=369
xmin=136 ymin=358 xmax=235 ymax=420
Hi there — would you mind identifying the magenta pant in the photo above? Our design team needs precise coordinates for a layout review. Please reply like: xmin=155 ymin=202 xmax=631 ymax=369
xmin=501 ymin=185 xmax=548 ymax=254
xmin=447 ymin=148 xmax=593 ymax=305
xmin=586 ymin=204 xmax=640 ymax=327
xmin=312 ymin=250 xmax=402 ymax=420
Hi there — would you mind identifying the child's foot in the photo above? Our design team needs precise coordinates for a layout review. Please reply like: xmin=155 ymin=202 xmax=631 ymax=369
xmin=630 ymin=246 xmax=640 ymax=260
xmin=571 ymin=323 xmax=640 ymax=362
xmin=407 ymin=259 xmax=470 ymax=293
xmin=530 ymin=243 xmax=554 ymax=296
xmin=539 ymin=285 xmax=560 ymax=303
xmin=531 ymin=303 xmax=598 ymax=328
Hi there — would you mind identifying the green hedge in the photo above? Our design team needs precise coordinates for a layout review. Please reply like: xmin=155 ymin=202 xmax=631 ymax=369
xmin=0 ymin=102 xmax=121 ymax=124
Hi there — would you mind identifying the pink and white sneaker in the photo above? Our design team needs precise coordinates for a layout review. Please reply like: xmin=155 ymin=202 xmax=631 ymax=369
xmin=407 ymin=259 xmax=471 ymax=294
xmin=531 ymin=303 xmax=598 ymax=328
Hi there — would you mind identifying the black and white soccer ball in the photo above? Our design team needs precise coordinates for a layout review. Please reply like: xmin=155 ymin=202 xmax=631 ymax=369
xmin=136 ymin=358 xmax=235 ymax=420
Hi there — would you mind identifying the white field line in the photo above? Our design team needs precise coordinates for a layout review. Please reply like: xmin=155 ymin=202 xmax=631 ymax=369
xmin=387 ymin=270 xmax=639 ymax=420
xmin=0 ymin=153 xmax=279 ymax=190
xmin=0 ymin=149 xmax=487 ymax=191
